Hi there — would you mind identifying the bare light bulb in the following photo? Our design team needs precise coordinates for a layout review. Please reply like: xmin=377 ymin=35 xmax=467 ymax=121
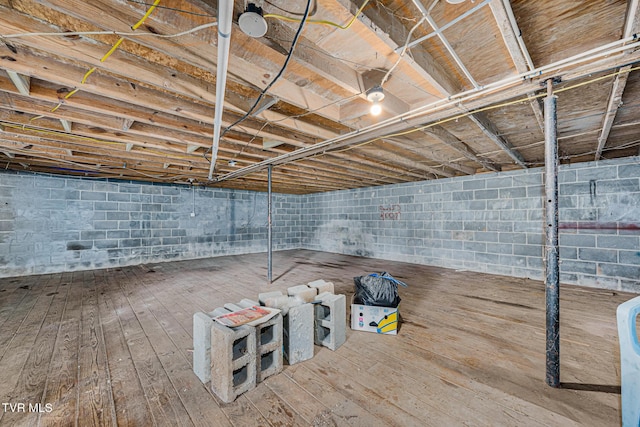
xmin=370 ymin=101 xmax=382 ymax=116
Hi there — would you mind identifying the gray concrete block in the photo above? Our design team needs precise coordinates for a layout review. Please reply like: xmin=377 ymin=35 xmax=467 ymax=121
xmin=283 ymin=303 xmax=314 ymax=365
xmin=287 ymin=284 xmax=317 ymax=302
xmin=307 ymin=279 xmax=335 ymax=295
xmin=237 ymin=298 xmax=260 ymax=308
xmin=210 ymin=322 xmax=257 ymax=403
xmin=255 ymin=313 xmax=283 ymax=383
xmin=313 ymin=292 xmax=346 ymax=351
xmin=258 ymin=290 xmax=284 ymax=305
xmin=193 ymin=312 xmax=214 ymax=384
xmin=579 ymin=248 xmax=617 ymax=263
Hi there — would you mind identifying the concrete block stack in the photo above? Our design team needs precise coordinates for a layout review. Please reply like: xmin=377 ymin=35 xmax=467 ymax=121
xmin=210 ymin=320 xmax=257 ymax=403
xmin=193 ymin=279 xmax=346 ymax=402
xmin=313 ymin=292 xmax=346 ymax=351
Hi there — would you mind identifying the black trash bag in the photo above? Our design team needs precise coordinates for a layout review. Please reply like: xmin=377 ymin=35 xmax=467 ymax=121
xmin=353 ymin=272 xmax=407 ymax=307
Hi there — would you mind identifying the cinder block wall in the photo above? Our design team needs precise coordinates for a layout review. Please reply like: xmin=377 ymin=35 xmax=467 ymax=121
xmin=301 ymin=157 xmax=640 ymax=292
xmin=2 ymin=157 xmax=639 ymax=291
xmin=0 ymin=172 xmax=300 ymax=277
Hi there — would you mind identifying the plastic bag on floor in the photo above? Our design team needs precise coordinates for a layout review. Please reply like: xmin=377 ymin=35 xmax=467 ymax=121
xmin=353 ymin=272 xmax=407 ymax=307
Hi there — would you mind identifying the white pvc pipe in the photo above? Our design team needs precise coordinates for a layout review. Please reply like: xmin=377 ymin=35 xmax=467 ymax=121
xmin=208 ymin=0 xmax=234 ymax=180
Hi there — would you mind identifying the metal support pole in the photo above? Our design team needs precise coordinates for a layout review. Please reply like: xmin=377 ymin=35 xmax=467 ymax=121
xmin=267 ymin=165 xmax=273 ymax=284
xmin=544 ymin=79 xmax=560 ymax=388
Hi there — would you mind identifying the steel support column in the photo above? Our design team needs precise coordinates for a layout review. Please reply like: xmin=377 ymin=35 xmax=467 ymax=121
xmin=544 ymin=79 xmax=560 ymax=388
xmin=267 ymin=165 xmax=273 ymax=284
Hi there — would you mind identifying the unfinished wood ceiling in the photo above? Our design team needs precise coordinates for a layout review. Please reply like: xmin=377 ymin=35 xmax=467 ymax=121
xmin=1 ymin=0 xmax=639 ymax=193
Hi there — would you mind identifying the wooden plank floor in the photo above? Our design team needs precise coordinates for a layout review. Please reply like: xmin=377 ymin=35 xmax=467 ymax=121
xmin=0 ymin=249 xmax=633 ymax=426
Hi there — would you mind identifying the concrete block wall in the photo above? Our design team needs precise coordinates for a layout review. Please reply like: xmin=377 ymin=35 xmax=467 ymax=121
xmin=2 ymin=157 xmax=638 ymax=292
xmin=300 ymin=157 xmax=640 ymax=292
xmin=0 ymin=171 xmax=300 ymax=277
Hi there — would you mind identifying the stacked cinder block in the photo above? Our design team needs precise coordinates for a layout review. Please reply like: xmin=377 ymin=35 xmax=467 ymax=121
xmin=314 ymin=292 xmax=346 ymax=351
xmin=259 ymin=290 xmax=315 ymax=365
xmin=210 ymin=319 xmax=257 ymax=403
xmin=193 ymin=278 xmax=345 ymax=402
xmin=287 ymin=284 xmax=317 ymax=302
xmin=193 ymin=307 xmax=232 ymax=383
xmin=284 ymin=303 xmax=315 ymax=364
xmin=307 ymin=279 xmax=335 ymax=294
xmin=232 ymin=299 xmax=284 ymax=382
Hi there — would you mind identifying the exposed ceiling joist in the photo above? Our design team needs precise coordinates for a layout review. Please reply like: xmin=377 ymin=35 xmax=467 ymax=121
xmin=489 ymin=0 xmax=544 ymax=131
xmin=467 ymin=113 xmax=527 ymax=168
xmin=595 ymin=0 xmax=640 ymax=160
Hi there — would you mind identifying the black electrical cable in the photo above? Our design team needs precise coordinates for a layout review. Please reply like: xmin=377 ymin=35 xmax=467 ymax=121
xmin=205 ymin=0 xmax=313 ymax=164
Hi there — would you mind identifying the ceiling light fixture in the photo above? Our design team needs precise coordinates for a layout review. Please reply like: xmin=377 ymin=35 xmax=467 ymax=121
xmin=238 ymin=3 xmax=268 ymax=38
xmin=366 ymin=85 xmax=385 ymax=116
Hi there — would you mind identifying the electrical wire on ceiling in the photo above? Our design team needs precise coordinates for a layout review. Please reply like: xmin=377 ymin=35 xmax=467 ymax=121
xmin=205 ymin=0 xmax=313 ymax=168
xmin=1 ymin=22 xmax=218 ymax=40
xmin=37 ymin=0 xmax=163 ymax=118
xmin=263 ymin=0 xmax=370 ymax=30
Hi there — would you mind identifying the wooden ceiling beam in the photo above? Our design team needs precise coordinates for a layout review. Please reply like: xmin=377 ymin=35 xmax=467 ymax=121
xmin=348 ymin=0 xmax=521 ymax=168
xmin=595 ymin=0 xmax=639 ymax=160
xmin=386 ymin=137 xmax=476 ymax=175
xmin=23 ymin=0 xmax=343 ymax=122
xmin=467 ymin=113 xmax=527 ymax=168
xmin=419 ymin=126 xmax=501 ymax=172
xmin=489 ymin=0 xmax=544 ymax=132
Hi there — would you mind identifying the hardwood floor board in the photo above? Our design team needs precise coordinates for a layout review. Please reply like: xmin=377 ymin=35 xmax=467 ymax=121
xmin=0 ymin=274 xmax=54 ymax=362
xmin=0 ymin=250 xmax=632 ymax=426
xmin=0 ymin=273 xmax=61 ymax=424
xmin=107 ymin=268 xmax=195 ymax=427
xmin=306 ymin=347 xmax=440 ymax=426
xmin=338 ymin=342 xmax=544 ymax=427
xmin=243 ymin=380 xmax=309 ymax=426
xmin=262 ymin=370 xmax=333 ymax=425
xmin=345 ymin=330 xmax=581 ymax=427
xmin=212 ymin=395 xmax=270 ymax=427
xmin=99 ymin=269 xmax=155 ymax=427
xmin=283 ymin=363 xmax=389 ymax=427
xmin=1 ymin=273 xmax=66 ymax=426
xmin=39 ymin=272 xmax=82 ymax=427
xmin=402 ymin=295 xmax=620 ymax=386
xmin=398 ymin=321 xmax=618 ymax=426
xmin=77 ymin=270 xmax=117 ymax=427
xmin=0 ymin=276 xmax=32 ymax=330
xmin=120 ymin=267 xmax=232 ymax=427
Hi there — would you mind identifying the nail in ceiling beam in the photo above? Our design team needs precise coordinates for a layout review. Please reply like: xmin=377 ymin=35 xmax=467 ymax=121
xmin=489 ymin=0 xmax=544 ymax=132
xmin=468 ymin=113 xmax=527 ymax=168
xmin=595 ymin=0 xmax=639 ymax=160
xmin=6 ymin=71 xmax=30 ymax=96
xmin=186 ymin=144 xmax=199 ymax=154
xmin=60 ymin=119 xmax=72 ymax=133
xmin=125 ymin=143 xmax=134 ymax=152
xmin=420 ymin=126 xmax=501 ymax=172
